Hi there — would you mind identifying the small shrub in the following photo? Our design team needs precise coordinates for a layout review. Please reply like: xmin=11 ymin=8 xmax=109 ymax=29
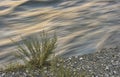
xmin=2 ymin=31 xmax=88 ymax=77
xmin=14 ymin=31 xmax=57 ymax=68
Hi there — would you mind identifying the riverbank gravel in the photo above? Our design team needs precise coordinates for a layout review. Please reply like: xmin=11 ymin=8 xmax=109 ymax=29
xmin=0 ymin=46 xmax=120 ymax=77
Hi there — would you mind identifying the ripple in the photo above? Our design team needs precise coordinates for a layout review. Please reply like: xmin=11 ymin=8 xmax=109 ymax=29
xmin=0 ymin=0 xmax=120 ymax=67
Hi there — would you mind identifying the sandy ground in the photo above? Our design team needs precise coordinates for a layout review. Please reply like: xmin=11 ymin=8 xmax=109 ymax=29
xmin=0 ymin=0 xmax=120 ymax=67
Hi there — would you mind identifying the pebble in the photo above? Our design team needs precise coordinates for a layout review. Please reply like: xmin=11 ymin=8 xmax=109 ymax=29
xmin=1 ymin=73 xmax=5 ymax=76
xmin=79 ymin=57 xmax=83 ymax=60
xmin=105 ymin=66 xmax=109 ymax=70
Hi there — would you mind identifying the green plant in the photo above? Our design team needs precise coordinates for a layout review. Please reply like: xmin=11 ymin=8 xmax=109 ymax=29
xmin=14 ymin=31 xmax=57 ymax=68
xmin=3 ymin=62 xmax=25 ymax=72
xmin=1 ymin=31 xmax=89 ymax=77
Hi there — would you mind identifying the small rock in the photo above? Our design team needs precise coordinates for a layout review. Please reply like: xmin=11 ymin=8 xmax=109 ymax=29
xmin=74 ymin=61 xmax=77 ymax=64
xmin=69 ymin=57 xmax=72 ymax=60
xmin=105 ymin=66 xmax=109 ymax=70
xmin=79 ymin=57 xmax=83 ymax=60
xmin=113 ymin=71 xmax=117 ymax=74
xmin=105 ymin=73 xmax=109 ymax=77
xmin=1 ymin=73 xmax=5 ymax=77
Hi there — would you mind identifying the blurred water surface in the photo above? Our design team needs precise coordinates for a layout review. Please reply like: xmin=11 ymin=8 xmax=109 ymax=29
xmin=0 ymin=0 xmax=120 ymax=67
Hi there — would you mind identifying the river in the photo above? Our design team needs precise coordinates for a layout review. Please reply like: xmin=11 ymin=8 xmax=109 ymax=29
xmin=0 ymin=0 xmax=120 ymax=67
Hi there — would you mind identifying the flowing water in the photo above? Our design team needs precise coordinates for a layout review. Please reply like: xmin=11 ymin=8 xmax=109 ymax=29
xmin=0 ymin=0 xmax=120 ymax=67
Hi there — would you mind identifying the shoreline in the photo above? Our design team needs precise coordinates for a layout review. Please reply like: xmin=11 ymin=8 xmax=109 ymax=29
xmin=63 ymin=46 xmax=120 ymax=77
xmin=0 ymin=46 xmax=120 ymax=77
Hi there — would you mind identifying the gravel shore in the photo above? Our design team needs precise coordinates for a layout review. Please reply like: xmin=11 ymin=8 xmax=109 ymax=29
xmin=64 ymin=47 xmax=120 ymax=77
xmin=0 ymin=46 xmax=120 ymax=77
